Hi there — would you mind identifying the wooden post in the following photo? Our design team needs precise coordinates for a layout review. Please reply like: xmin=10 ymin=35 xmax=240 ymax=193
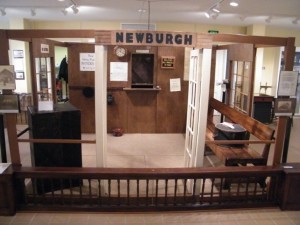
xmin=273 ymin=116 xmax=288 ymax=166
xmin=273 ymin=37 xmax=296 ymax=166
xmin=0 ymin=30 xmax=21 ymax=166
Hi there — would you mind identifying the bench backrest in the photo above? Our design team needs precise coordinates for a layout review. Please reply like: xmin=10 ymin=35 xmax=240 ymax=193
xmin=209 ymin=98 xmax=274 ymax=141
xmin=208 ymin=98 xmax=275 ymax=162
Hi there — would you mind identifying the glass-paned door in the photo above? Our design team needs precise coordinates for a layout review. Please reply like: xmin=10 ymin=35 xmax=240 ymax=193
xmin=35 ymin=57 xmax=54 ymax=103
xmin=229 ymin=60 xmax=251 ymax=114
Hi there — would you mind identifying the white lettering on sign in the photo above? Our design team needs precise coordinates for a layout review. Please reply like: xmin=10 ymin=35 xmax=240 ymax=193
xmin=41 ymin=44 xmax=49 ymax=53
xmin=80 ymin=53 xmax=95 ymax=71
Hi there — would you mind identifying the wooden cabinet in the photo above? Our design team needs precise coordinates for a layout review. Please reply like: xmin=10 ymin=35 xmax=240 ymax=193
xmin=253 ymin=94 xmax=274 ymax=123
xmin=278 ymin=163 xmax=300 ymax=210
xmin=0 ymin=165 xmax=15 ymax=216
xmin=27 ymin=103 xmax=82 ymax=194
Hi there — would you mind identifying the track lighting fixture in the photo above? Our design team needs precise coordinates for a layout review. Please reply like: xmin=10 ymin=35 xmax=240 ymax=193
xmin=230 ymin=1 xmax=239 ymax=7
xmin=0 ymin=8 xmax=6 ymax=16
xmin=204 ymin=0 xmax=224 ymax=19
xmin=61 ymin=8 xmax=68 ymax=15
xmin=292 ymin=17 xmax=299 ymax=25
xmin=204 ymin=11 xmax=211 ymax=18
xmin=265 ymin=16 xmax=272 ymax=23
xmin=30 ymin=8 xmax=36 ymax=16
xmin=71 ymin=4 xmax=79 ymax=14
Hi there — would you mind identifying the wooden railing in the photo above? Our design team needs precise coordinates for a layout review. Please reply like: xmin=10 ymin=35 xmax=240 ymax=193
xmin=12 ymin=165 xmax=282 ymax=212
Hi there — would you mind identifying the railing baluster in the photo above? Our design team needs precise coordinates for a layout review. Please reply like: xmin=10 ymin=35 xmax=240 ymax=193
xmin=88 ymin=179 xmax=92 ymax=204
xmin=60 ymin=179 xmax=64 ymax=205
xmin=117 ymin=179 xmax=120 ymax=206
xmin=174 ymin=178 xmax=178 ymax=206
xmin=137 ymin=179 xmax=140 ymax=206
xmin=210 ymin=178 xmax=215 ymax=205
xmin=237 ymin=178 xmax=241 ymax=197
xmin=164 ymin=179 xmax=168 ymax=205
xmin=108 ymin=179 xmax=111 ymax=205
xmin=51 ymin=179 xmax=55 ymax=204
xmin=155 ymin=179 xmax=159 ymax=206
xmin=200 ymin=178 xmax=206 ymax=205
xmin=183 ymin=179 xmax=187 ymax=205
xmin=98 ymin=179 xmax=102 ymax=205
xmin=146 ymin=179 xmax=149 ymax=206
xmin=127 ymin=179 xmax=130 ymax=205
xmin=192 ymin=178 xmax=196 ymax=204
xmin=32 ymin=178 xmax=37 ymax=205
xmin=219 ymin=178 xmax=224 ymax=204
xmin=69 ymin=178 xmax=73 ymax=205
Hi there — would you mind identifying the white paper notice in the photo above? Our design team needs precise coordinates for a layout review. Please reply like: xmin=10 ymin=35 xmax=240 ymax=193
xmin=170 ymin=78 xmax=181 ymax=92
xmin=110 ymin=62 xmax=128 ymax=81
xmin=80 ymin=53 xmax=95 ymax=71
xmin=278 ymin=71 xmax=298 ymax=96
xmin=0 ymin=163 xmax=11 ymax=174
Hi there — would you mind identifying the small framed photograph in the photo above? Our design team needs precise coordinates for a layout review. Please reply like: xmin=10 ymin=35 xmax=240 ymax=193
xmin=0 ymin=94 xmax=20 ymax=113
xmin=15 ymin=71 xmax=25 ymax=80
xmin=0 ymin=65 xmax=16 ymax=90
xmin=274 ymin=98 xmax=296 ymax=116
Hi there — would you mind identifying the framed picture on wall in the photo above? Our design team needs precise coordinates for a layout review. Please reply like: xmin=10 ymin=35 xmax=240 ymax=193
xmin=15 ymin=71 xmax=25 ymax=80
xmin=274 ymin=98 xmax=296 ymax=116
xmin=0 ymin=94 xmax=20 ymax=113
xmin=0 ymin=65 xmax=16 ymax=90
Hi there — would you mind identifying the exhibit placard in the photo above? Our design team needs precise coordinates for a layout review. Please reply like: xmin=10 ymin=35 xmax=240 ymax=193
xmin=277 ymin=71 xmax=298 ymax=96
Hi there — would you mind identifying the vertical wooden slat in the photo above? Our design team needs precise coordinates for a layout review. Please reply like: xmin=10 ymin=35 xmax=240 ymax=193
xmin=117 ymin=179 xmax=120 ymax=206
xmin=127 ymin=179 xmax=130 ymax=205
xmin=98 ymin=179 xmax=102 ymax=205
xmin=137 ymin=179 xmax=140 ymax=206
xmin=210 ymin=178 xmax=215 ymax=204
xmin=174 ymin=178 xmax=178 ymax=205
xmin=164 ymin=179 xmax=168 ymax=205
xmin=146 ymin=179 xmax=149 ymax=206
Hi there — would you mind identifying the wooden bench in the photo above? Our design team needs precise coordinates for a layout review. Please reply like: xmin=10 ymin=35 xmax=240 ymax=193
xmin=205 ymin=98 xmax=275 ymax=168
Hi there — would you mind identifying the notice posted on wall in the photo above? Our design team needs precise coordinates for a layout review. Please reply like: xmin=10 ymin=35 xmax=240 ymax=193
xmin=80 ymin=53 xmax=95 ymax=71
xmin=170 ymin=78 xmax=181 ymax=92
xmin=110 ymin=62 xmax=128 ymax=81
xmin=277 ymin=71 xmax=298 ymax=96
xmin=0 ymin=163 xmax=11 ymax=174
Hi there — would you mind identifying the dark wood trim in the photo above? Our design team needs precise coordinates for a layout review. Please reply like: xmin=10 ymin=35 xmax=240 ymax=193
xmin=213 ymin=33 xmax=289 ymax=46
xmin=6 ymin=29 xmax=96 ymax=39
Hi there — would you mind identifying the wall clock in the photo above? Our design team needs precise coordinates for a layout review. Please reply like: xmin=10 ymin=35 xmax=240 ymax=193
xmin=114 ymin=46 xmax=127 ymax=58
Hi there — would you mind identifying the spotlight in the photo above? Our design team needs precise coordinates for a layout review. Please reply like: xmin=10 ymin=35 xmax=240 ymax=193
xmin=31 ymin=8 xmax=36 ymax=16
xmin=61 ymin=8 xmax=68 ymax=15
xmin=0 ymin=8 xmax=6 ymax=16
xmin=230 ymin=1 xmax=239 ymax=7
xmin=204 ymin=11 xmax=211 ymax=18
xmin=265 ymin=16 xmax=272 ymax=23
xmin=71 ymin=5 xmax=79 ymax=14
xmin=292 ymin=17 xmax=299 ymax=24
xmin=212 ymin=3 xmax=220 ymax=13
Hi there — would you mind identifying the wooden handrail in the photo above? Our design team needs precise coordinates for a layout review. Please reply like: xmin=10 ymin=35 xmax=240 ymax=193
xmin=17 ymin=138 xmax=96 ymax=144
xmin=205 ymin=139 xmax=275 ymax=145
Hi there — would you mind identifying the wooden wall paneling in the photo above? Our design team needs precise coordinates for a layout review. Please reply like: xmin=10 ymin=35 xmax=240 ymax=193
xmin=126 ymin=92 xmax=157 ymax=133
xmin=107 ymin=45 xmax=159 ymax=133
xmin=107 ymin=89 xmax=128 ymax=132
xmin=68 ymin=43 xmax=95 ymax=133
xmin=156 ymin=47 xmax=188 ymax=133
